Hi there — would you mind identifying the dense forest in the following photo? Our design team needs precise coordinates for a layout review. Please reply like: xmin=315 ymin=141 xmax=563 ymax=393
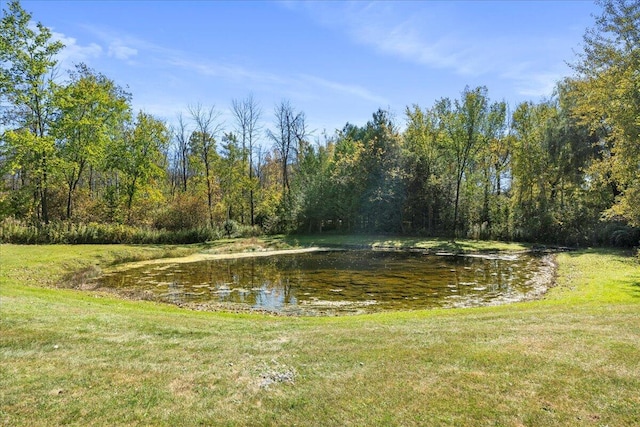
xmin=1 ymin=0 xmax=639 ymax=246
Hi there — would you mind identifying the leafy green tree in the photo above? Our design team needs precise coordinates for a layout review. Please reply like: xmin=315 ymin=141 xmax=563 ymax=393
xmin=0 ymin=0 xmax=64 ymax=223
xmin=544 ymin=85 xmax=604 ymax=242
xmin=253 ymin=149 xmax=284 ymax=232
xmin=218 ymin=132 xmax=247 ymax=223
xmin=509 ymin=101 xmax=556 ymax=241
xmin=357 ymin=109 xmax=404 ymax=232
xmin=53 ymin=63 xmax=131 ymax=220
xmin=1 ymin=129 xmax=58 ymax=220
xmin=571 ymin=0 xmax=640 ymax=226
xmin=327 ymin=125 xmax=366 ymax=231
xmin=435 ymin=86 xmax=492 ymax=239
xmin=479 ymin=100 xmax=507 ymax=224
xmin=484 ymin=128 xmax=513 ymax=240
xmin=109 ymin=111 xmax=169 ymax=223
xmin=294 ymin=137 xmax=334 ymax=232
xmin=509 ymin=91 xmax=604 ymax=244
xmin=404 ymin=105 xmax=448 ymax=235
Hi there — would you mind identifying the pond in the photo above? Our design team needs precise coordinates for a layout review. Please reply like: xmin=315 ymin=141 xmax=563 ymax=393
xmin=94 ymin=249 xmax=555 ymax=315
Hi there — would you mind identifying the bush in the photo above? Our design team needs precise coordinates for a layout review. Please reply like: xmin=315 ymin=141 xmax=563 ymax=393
xmin=610 ymin=228 xmax=640 ymax=247
xmin=153 ymin=193 xmax=209 ymax=231
xmin=595 ymin=222 xmax=640 ymax=248
xmin=222 ymin=219 xmax=239 ymax=238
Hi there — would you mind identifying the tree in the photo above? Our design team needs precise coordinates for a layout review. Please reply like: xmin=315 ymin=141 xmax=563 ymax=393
xmin=509 ymin=101 xmax=560 ymax=241
xmin=404 ymin=104 xmax=446 ymax=234
xmin=252 ymin=148 xmax=283 ymax=231
xmin=267 ymin=100 xmax=307 ymax=200
xmin=110 ymin=111 xmax=169 ymax=223
xmin=476 ymin=99 xmax=507 ymax=233
xmin=0 ymin=0 xmax=64 ymax=223
xmin=294 ymin=136 xmax=334 ymax=232
xmin=231 ymin=94 xmax=262 ymax=225
xmin=218 ymin=132 xmax=246 ymax=223
xmin=482 ymin=104 xmax=512 ymax=239
xmin=436 ymin=86 xmax=491 ymax=239
xmin=571 ymin=0 xmax=640 ymax=226
xmin=326 ymin=124 xmax=366 ymax=231
xmin=172 ymin=113 xmax=191 ymax=193
xmin=358 ymin=109 xmax=404 ymax=232
xmin=53 ymin=63 xmax=131 ymax=220
xmin=266 ymin=100 xmax=308 ymax=232
xmin=188 ymin=104 xmax=222 ymax=228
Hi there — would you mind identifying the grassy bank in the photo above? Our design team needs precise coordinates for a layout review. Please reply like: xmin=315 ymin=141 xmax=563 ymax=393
xmin=1 ymin=239 xmax=639 ymax=426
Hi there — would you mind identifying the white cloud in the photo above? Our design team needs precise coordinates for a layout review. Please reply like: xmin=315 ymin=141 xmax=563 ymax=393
xmin=168 ymin=55 xmax=386 ymax=106
xmin=501 ymin=62 xmax=564 ymax=98
xmin=351 ymin=20 xmax=464 ymax=71
xmin=513 ymin=72 xmax=563 ymax=98
xmin=300 ymin=75 xmax=388 ymax=105
xmin=166 ymin=56 xmax=283 ymax=84
xmin=340 ymin=9 xmax=506 ymax=77
xmin=108 ymin=42 xmax=138 ymax=60
xmin=81 ymin=25 xmax=158 ymax=62
xmin=51 ymin=30 xmax=103 ymax=67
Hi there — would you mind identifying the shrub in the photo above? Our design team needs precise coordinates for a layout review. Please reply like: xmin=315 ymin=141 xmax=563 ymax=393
xmin=222 ymin=219 xmax=239 ymax=238
xmin=595 ymin=222 xmax=640 ymax=248
xmin=153 ymin=193 xmax=209 ymax=231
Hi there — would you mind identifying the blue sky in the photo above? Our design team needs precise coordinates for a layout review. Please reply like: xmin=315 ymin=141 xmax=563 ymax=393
xmin=19 ymin=0 xmax=599 ymax=136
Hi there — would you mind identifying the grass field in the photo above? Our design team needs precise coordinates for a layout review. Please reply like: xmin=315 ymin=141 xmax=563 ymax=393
xmin=1 ymin=237 xmax=639 ymax=426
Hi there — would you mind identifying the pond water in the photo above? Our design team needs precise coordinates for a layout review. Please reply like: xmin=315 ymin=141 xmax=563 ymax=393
xmin=95 ymin=250 xmax=554 ymax=315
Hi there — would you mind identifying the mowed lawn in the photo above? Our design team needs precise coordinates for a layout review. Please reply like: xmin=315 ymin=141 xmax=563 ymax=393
xmin=1 ymin=240 xmax=639 ymax=426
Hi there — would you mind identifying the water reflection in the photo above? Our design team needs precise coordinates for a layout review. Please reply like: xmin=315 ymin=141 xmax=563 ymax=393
xmin=96 ymin=250 xmax=552 ymax=315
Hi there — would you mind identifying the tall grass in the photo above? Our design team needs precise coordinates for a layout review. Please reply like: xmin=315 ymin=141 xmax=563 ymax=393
xmin=0 ymin=218 xmax=261 ymax=245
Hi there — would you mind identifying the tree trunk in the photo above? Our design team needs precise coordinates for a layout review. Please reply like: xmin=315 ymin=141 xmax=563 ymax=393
xmin=250 ymin=188 xmax=255 ymax=226
xmin=126 ymin=176 xmax=138 ymax=223
xmin=41 ymin=155 xmax=49 ymax=224
xmin=452 ymin=177 xmax=462 ymax=241
xmin=206 ymin=170 xmax=214 ymax=228
xmin=66 ymin=187 xmax=73 ymax=220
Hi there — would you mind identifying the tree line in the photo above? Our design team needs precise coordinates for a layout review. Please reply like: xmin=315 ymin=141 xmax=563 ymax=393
xmin=1 ymin=0 xmax=639 ymax=246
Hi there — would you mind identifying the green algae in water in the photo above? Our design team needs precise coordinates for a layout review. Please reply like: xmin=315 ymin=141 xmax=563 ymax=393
xmin=96 ymin=250 xmax=554 ymax=315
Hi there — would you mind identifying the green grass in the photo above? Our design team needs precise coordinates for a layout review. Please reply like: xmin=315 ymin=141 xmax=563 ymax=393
xmin=1 ymin=239 xmax=639 ymax=426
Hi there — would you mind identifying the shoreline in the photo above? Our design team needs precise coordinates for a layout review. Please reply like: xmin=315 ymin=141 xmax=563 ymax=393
xmin=112 ymin=246 xmax=329 ymax=270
